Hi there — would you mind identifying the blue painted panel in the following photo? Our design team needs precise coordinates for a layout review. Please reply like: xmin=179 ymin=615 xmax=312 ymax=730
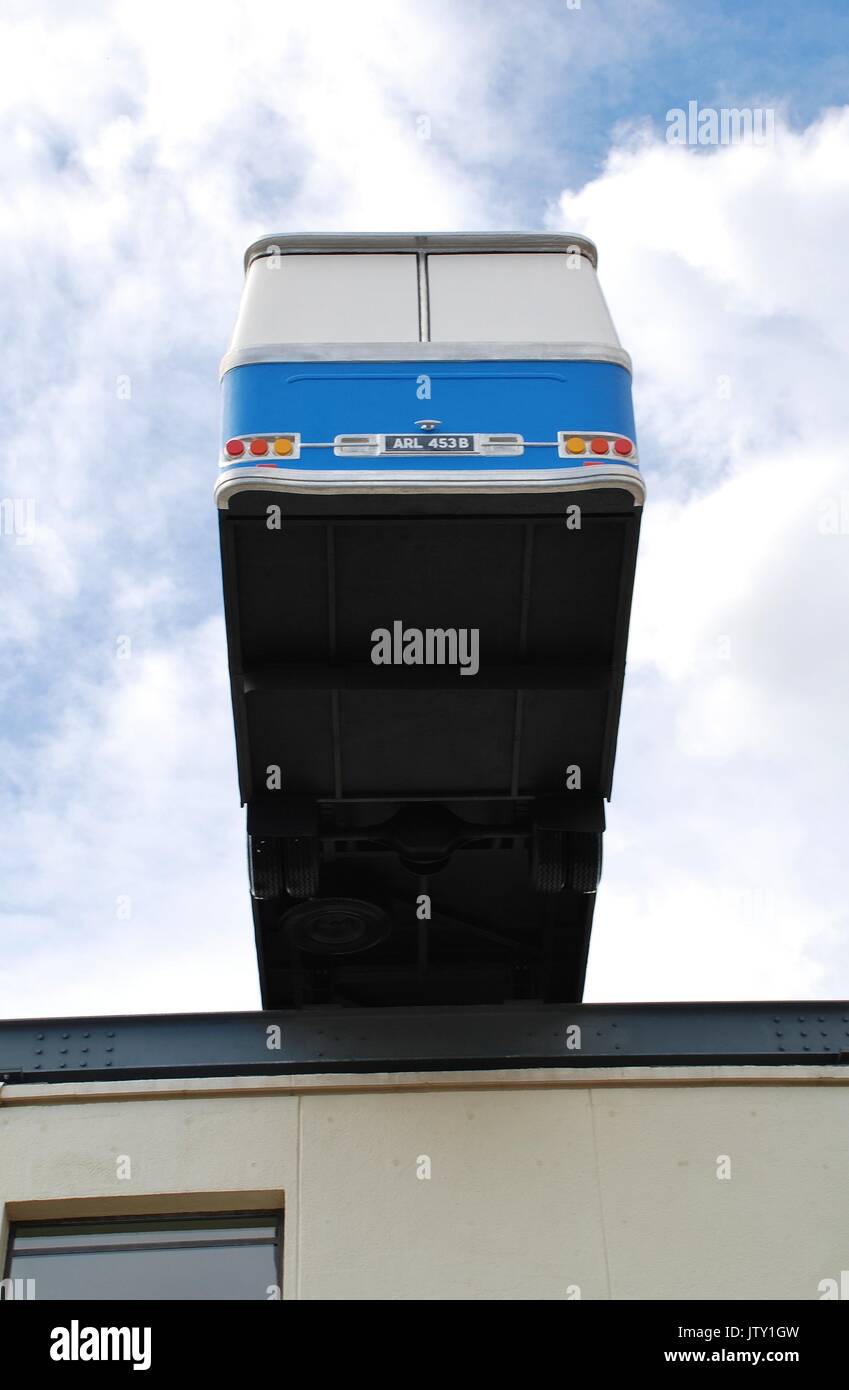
xmin=220 ymin=359 xmax=637 ymax=473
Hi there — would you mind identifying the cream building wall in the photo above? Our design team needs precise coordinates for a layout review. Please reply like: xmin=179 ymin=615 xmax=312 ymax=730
xmin=2 ymin=1066 xmax=848 ymax=1301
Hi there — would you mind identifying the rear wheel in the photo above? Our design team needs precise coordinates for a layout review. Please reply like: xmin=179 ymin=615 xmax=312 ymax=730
xmin=530 ymin=827 xmax=565 ymax=893
xmin=283 ymin=835 xmax=321 ymax=899
xmin=247 ymin=835 xmax=285 ymax=900
xmin=564 ymin=831 xmax=603 ymax=894
xmin=530 ymin=827 xmax=602 ymax=894
xmin=248 ymin=834 xmax=321 ymax=901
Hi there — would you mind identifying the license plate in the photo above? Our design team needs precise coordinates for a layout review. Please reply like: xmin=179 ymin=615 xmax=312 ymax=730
xmin=382 ymin=433 xmax=475 ymax=454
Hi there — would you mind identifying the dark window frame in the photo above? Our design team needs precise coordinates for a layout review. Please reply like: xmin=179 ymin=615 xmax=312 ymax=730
xmin=2 ymin=1210 xmax=284 ymax=1299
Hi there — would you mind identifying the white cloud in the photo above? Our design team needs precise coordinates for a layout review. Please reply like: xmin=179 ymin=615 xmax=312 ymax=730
xmin=555 ymin=113 xmax=849 ymax=999
xmin=0 ymin=617 xmax=259 ymax=1016
xmin=1 ymin=0 xmax=518 ymax=1017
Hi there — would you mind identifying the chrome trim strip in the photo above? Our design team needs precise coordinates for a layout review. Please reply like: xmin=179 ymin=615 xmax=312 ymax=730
xmin=214 ymin=464 xmax=645 ymax=509
xmin=244 ymin=231 xmax=599 ymax=273
xmin=220 ymin=342 xmax=632 ymax=376
xmin=417 ymin=251 xmax=430 ymax=343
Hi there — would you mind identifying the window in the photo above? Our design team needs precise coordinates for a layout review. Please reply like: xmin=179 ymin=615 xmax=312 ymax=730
xmin=426 ymin=252 xmax=619 ymax=344
xmin=233 ymin=252 xmax=420 ymax=345
xmin=2 ymin=1214 xmax=282 ymax=1301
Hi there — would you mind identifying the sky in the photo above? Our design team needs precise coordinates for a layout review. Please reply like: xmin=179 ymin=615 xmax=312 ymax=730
xmin=2 ymin=0 xmax=849 ymax=1016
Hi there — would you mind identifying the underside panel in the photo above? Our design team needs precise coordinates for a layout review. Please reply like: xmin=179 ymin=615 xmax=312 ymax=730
xmin=220 ymin=485 xmax=640 ymax=1008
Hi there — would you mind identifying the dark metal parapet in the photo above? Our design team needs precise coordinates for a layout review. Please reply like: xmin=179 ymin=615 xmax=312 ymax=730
xmin=2 ymin=1002 xmax=849 ymax=1084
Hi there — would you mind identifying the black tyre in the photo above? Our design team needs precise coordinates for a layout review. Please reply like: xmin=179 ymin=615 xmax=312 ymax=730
xmin=530 ymin=827 xmax=566 ymax=893
xmin=247 ymin=835 xmax=285 ymax=901
xmin=283 ymin=836 xmax=321 ymax=899
xmin=565 ymin=831 xmax=603 ymax=894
